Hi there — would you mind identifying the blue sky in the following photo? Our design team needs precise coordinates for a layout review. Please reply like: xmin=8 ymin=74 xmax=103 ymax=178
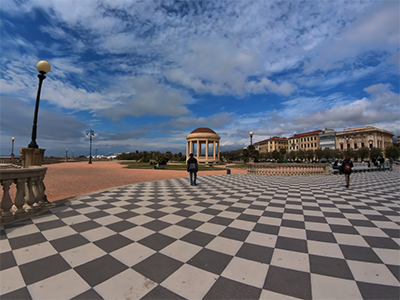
xmin=1 ymin=0 xmax=399 ymax=157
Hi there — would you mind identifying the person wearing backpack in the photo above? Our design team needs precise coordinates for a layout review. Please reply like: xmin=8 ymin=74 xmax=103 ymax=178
xmin=187 ymin=153 xmax=199 ymax=186
xmin=341 ymin=156 xmax=353 ymax=188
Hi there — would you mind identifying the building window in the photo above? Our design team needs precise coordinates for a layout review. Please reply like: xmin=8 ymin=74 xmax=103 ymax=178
xmin=340 ymin=144 xmax=343 ymax=150
xmin=354 ymin=143 xmax=357 ymax=149
xmin=314 ymin=143 xmax=317 ymax=147
xmin=347 ymin=143 xmax=350 ymax=149
xmin=361 ymin=142 xmax=365 ymax=148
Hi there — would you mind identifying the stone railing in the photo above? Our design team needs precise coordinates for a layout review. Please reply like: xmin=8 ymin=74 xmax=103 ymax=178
xmin=247 ymin=163 xmax=331 ymax=176
xmin=0 ymin=164 xmax=51 ymax=224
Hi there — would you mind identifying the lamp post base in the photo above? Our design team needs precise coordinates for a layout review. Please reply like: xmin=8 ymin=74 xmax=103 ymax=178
xmin=20 ymin=148 xmax=45 ymax=168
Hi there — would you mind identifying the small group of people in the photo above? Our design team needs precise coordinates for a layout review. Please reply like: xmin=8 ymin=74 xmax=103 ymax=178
xmin=372 ymin=156 xmax=394 ymax=171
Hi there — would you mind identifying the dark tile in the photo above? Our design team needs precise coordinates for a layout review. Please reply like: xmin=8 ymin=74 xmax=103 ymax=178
xmin=133 ymin=253 xmax=183 ymax=283
xmin=309 ymin=254 xmax=353 ymax=279
xmin=263 ymin=266 xmax=311 ymax=300
xmin=70 ymin=203 xmax=91 ymax=209
xmin=142 ymin=220 xmax=172 ymax=232
xmin=141 ymin=285 xmax=186 ymax=300
xmin=339 ymin=208 xmax=358 ymax=214
xmin=172 ymin=203 xmax=190 ymax=209
xmin=363 ymin=236 xmax=400 ymax=249
xmin=281 ymin=219 xmax=305 ymax=229
xmin=236 ymin=243 xmax=273 ymax=264
xmin=323 ymin=212 xmax=345 ymax=218
xmin=208 ymin=216 xmax=234 ymax=226
xmin=365 ymin=215 xmax=391 ymax=222
xmin=306 ymin=230 xmax=337 ymax=243
xmin=138 ymin=233 xmax=175 ymax=251
xmin=253 ymin=223 xmax=279 ymax=235
xmin=226 ymin=206 xmax=246 ymax=213
xmin=380 ymin=210 xmax=399 ymax=216
xmin=188 ymin=248 xmax=232 ymax=275
xmin=220 ymin=227 xmax=250 ymax=241
xmin=95 ymin=203 xmax=116 ymax=210
xmin=94 ymin=234 xmax=133 ymax=253
xmin=382 ymin=228 xmax=400 ymax=238
xmin=70 ymin=220 xmax=102 ymax=233
xmin=195 ymin=202 xmax=213 ymax=208
xmin=50 ymin=234 xmax=90 ymax=252
xmin=387 ymin=264 xmax=400 ymax=282
xmin=55 ymin=210 xmax=81 ymax=219
xmin=176 ymin=218 xmax=204 ymax=229
xmin=35 ymin=219 xmax=67 ymax=231
xmin=145 ymin=211 xmax=168 ymax=219
xmin=357 ymin=282 xmax=400 ymax=300
xmin=83 ymin=211 xmax=110 ymax=219
xmin=340 ymin=245 xmax=382 ymax=263
xmin=349 ymin=219 xmax=376 ymax=227
xmin=146 ymin=203 xmax=166 ymax=209
xmin=204 ymin=276 xmax=261 ymax=299
xmin=173 ymin=209 xmax=196 ymax=218
xmin=303 ymin=206 xmax=321 ymax=211
xmin=114 ymin=211 xmax=139 ymax=220
xmin=19 ymin=254 xmax=71 ymax=285
xmin=181 ymin=231 xmax=215 ymax=247
xmin=237 ymin=214 xmax=260 ymax=222
xmin=268 ymin=202 xmax=285 ymax=208
xmin=120 ymin=203 xmax=140 ymax=210
xmin=0 ymin=251 xmax=17 ymax=270
xmin=201 ymin=208 xmax=223 ymax=215
xmin=1 ymin=287 xmax=32 ymax=300
xmin=329 ymin=224 xmax=359 ymax=235
xmin=284 ymin=208 xmax=303 ymax=215
xmin=262 ymin=211 xmax=283 ymax=218
xmin=8 ymin=232 xmax=47 ymax=250
xmin=74 ymin=254 xmax=127 ymax=287
xmin=275 ymin=236 xmax=308 ymax=253
xmin=304 ymin=215 xmax=327 ymax=223
xmin=71 ymin=288 xmax=103 ymax=300
xmin=106 ymin=220 xmax=136 ymax=233
xmin=249 ymin=204 xmax=267 ymax=210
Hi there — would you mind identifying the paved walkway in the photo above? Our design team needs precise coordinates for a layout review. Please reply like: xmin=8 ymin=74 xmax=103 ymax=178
xmin=1 ymin=171 xmax=399 ymax=299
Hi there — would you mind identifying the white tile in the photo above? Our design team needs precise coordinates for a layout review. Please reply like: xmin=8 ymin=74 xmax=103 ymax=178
xmin=311 ymin=274 xmax=363 ymax=300
xmin=282 ymin=213 xmax=304 ymax=221
xmin=222 ymin=257 xmax=269 ymax=288
xmin=205 ymin=236 xmax=243 ymax=256
xmin=161 ymin=264 xmax=217 ymax=299
xmin=75 ymin=207 xmax=99 ymax=214
xmin=0 ymin=239 xmax=11 ymax=253
xmin=258 ymin=216 xmax=282 ymax=226
xmin=120 ymin=226 xmax=154 ymax=241
xmin=31 ymin=214 xmax=60 ymax=223
xmin=159 ymin=214 xmax=185 ymax=224
xmin=355 ymin=227 xmax=387 ymax=237
xmin=160 ymin=240 xmax=202 ymax=262
xmin=305 ymin=222 xmax=331 ymax=232
xmin=303 ymin=210 xmax=325 ymax=217
xmin=278 ymin=227 xmax=306 ymax=240
xmin=13 ymin=242 xmax=57 ymax=265
xmin=61 ymin=243 xmax=106 ymax=268
xmin=41 ymin=226 xmax=77 ymax=241
xmin=228 ymin=219 xmax=255 ymax=231
xmin=160 ymin=225 xmax=192 ymax=239
xmin=245 ymin=232 xmax=277 ymax=248
xmin=111 ymin=243 xmax=155 ymax=267
xmin=5 ymin=224 xmax=40 ymax=238
xmin=343 ymin=213 xmax=368 ymax=220
xmin=95 ymin=269 xmax=157 ymax=300
xmin=103 ymin=207 xmax=127 ymax=215
xmin=189 ymin=213 xmax=214 ymax=222
xmin=265 ymin=206 xmax=284 ymax=213
xmin=217 ymin=210 xmax=241 ymax=219
xmin=270 ymin=249 xmax=309 ymax=272
xmin=373 ymin=248 xmax=400 ymax=265
xmin=260 ymin=289 xmax=301 ymax=299
xmin=28 ymin=269 xmax=90 ymax=300
xmin=0 ymin=266 xmax=26 ymax=295
xmin=126 ymin=215 xmax=154 ymax=225
xmin=62 ymin=214 xmax=90 ymax=226
xmin=196 ymin=222 xmax=225 ymax=235
xmin=325 ymin=218 xmax=352 ymax=226
xmin=185 ymin=205 xmax=204 ymax=212
xmin=242 ymin=209 xmax=264 ymax=216
xmin=372 ymin=221 xmax=400 ymax=229
xmin=307 ymin=240 xmax=344 ymax=258
xmin=333 ymin=233 xmax=369 ymax=247
xmin=94 ymin=215 xmax=121 ymax=226
xmin=159 ymin=206 xmax=180 ymax=214
xmin=347 ymin=260 xmax=399 ymax=286
xmin=80 ymin=226 xmax=116 ymax=242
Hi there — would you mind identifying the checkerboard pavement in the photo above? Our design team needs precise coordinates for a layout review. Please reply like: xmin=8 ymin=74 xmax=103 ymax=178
xmin=1 ymin=171 xmax=399 ymax=299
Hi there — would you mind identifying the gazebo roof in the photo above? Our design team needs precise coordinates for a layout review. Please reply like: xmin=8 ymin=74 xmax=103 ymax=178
xmin=190 ymin=128 xmax=217 ymax=134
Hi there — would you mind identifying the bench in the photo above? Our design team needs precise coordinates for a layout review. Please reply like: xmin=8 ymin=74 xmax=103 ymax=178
xmin=153 ymin=165 xmax=164 ymax=169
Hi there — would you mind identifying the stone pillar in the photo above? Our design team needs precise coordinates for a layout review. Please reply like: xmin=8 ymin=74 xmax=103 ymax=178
xmin=196 ymin=140 xmax=200 ymax=158
xmin=213 ymin=141 xmax=216 ymax=159
xmin=206 ymin=140 xmax=209 ymax=161
xmin=217 ymin=142 xmax=220 ymax=161
xmin=20 ymin=148 xmax=45 ymax=168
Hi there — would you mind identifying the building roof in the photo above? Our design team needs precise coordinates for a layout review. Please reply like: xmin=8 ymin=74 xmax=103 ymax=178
xmin=190 ymin=128 xmax=217 ymax=134
xmin=290 ymin=130 xmax=322 ymax=138
xmin=256 ymin=137 xmax=288 ymax=144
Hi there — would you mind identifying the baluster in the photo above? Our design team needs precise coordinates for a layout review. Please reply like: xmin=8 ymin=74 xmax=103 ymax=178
xmin=1 ymin=180 xmax=14 ymax=218
xmin=25 ymin=177 xmax=36 ymax=207
xmin=14 ymin=178 xmax=26 ymax=215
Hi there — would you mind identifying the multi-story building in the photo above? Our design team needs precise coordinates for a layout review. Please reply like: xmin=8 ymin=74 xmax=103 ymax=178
xmin=289 ymin=130 xmax=322 ymax=152
xmin=288 ymin=136 xmax=299 ymax=151
xmin=256 ymin=137 xmax=288 ymax=153
xmin=319 ymin=128 xmax=336 ymax=150
xmin=336 ymin=126 xmax=394 ymax=152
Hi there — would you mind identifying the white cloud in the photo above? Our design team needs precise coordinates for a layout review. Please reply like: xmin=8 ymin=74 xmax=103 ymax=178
xmin=163 ymin=112 xmax=235 ymax=130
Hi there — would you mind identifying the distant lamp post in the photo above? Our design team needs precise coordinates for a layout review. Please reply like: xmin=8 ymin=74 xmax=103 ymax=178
xmin=28 ymin=60 xmax=51 ymax=148
xmin=86 ymin=129 xmax=94 ymax=164
xmin=249 ymin=131 xmax=254 ymax=146
xmin=72 ymin=150 xmax=74 ymax=158
xmin=66 ymin=148 xmax=68 ymax=161
xmin=11 ymin=137 xmax=15 ymax=155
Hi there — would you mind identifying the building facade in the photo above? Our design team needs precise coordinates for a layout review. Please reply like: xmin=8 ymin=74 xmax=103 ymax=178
xmin=289 ymin=130 xmax=322 ymax=152
xmin=256 ymin=137 xmax=288 ymax=153
xmin=319 ymin=128 xmax=336 ymax=150
xmin=336 ymin=126 xmax=394 ymax=152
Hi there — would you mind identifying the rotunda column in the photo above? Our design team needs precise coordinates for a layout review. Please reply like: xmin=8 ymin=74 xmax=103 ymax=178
xmin=196 ymin=139 xmax=200 ymax=158
xmin=213 ymin=141 xmax=216 ymax=159
xmin=217 ymin=141 xmax=220 ymax=161
xmin=206 ymin=140 xmax=209 ymax=161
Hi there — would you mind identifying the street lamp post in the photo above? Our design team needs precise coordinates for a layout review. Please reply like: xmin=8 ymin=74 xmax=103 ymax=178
xmin=66 ymin=148 xmax=68 ymax=161
xmin=72 ymin=150 xmax=74 ymax=158
xmin=11 ymin=137 xmax=15 ymax=155
xmin=28 ymin=61 xmax=51 ymax=148
xmin=86 ymin=129 xmax=94 ymax=164
xmin=249 ymin=131 xmax=254 ymax=146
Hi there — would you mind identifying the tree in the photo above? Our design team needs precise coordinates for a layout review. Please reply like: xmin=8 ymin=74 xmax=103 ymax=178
xmin=322 ymin=148 xmax=333 ymax=160
xmin=357 ymin=147 xmax=370 ymax=161
xmin=315 ymin=148 xmax=324 ymax=161
xmin=385 ymin=145 xmax=400 ymax=159
xmin=306 ymin=150 xmax=314 ymax=161
xmin=289 ymin=151 xmax=297 ymax=160
xmin=334 ymin=149 xmax=343 ymax=159
xmin=370 ymin=147 xmax=382 ymax=160
xmin=279 ymin=148 xmax=287 ymax=161
xmin=297 ymin=150 xmax=305 ymax=161
xmin=271 ymin=150 xmax=281 ymax=161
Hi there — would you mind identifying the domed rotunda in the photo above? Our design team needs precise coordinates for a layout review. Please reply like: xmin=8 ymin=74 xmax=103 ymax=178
xmin=186 ymin=128 xmax=221 ymax=164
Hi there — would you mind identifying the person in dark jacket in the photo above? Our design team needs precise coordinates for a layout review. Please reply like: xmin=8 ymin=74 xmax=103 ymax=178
xmin=187 ymin=153 xmax=198 ymax=185
xmin=341 ymin=156 xmax=354 ymax=188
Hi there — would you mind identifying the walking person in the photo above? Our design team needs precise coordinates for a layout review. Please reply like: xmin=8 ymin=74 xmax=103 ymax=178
xmin=187 ymin=153 xmax=198 ymax=186
xmin=389 ymin=157 xmax=393 ymax=171
xmin=378 ymin=156 xmax=385 ymax=171
xmin=341 ymin=156 xmax=353 ymax=188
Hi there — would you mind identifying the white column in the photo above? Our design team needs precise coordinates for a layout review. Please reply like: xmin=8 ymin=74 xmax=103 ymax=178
xmin=217 ymin=141 xmax=220 ymax=161
xmin=206 ymin=140 xmax=209 ymax=161
xmin=196 ymin=140 xmax=200 ymax=158
xmin=186 ymin=141 xmax=189 ymax=159
xmin=213 ymin=141 xmax=216 ymax=159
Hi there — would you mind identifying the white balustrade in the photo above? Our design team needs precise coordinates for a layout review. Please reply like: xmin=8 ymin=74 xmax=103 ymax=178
xmin=0 ymin=165 xmax=48 ymax=223
xmin=247 ymin=163 xmax=331 ymax=176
